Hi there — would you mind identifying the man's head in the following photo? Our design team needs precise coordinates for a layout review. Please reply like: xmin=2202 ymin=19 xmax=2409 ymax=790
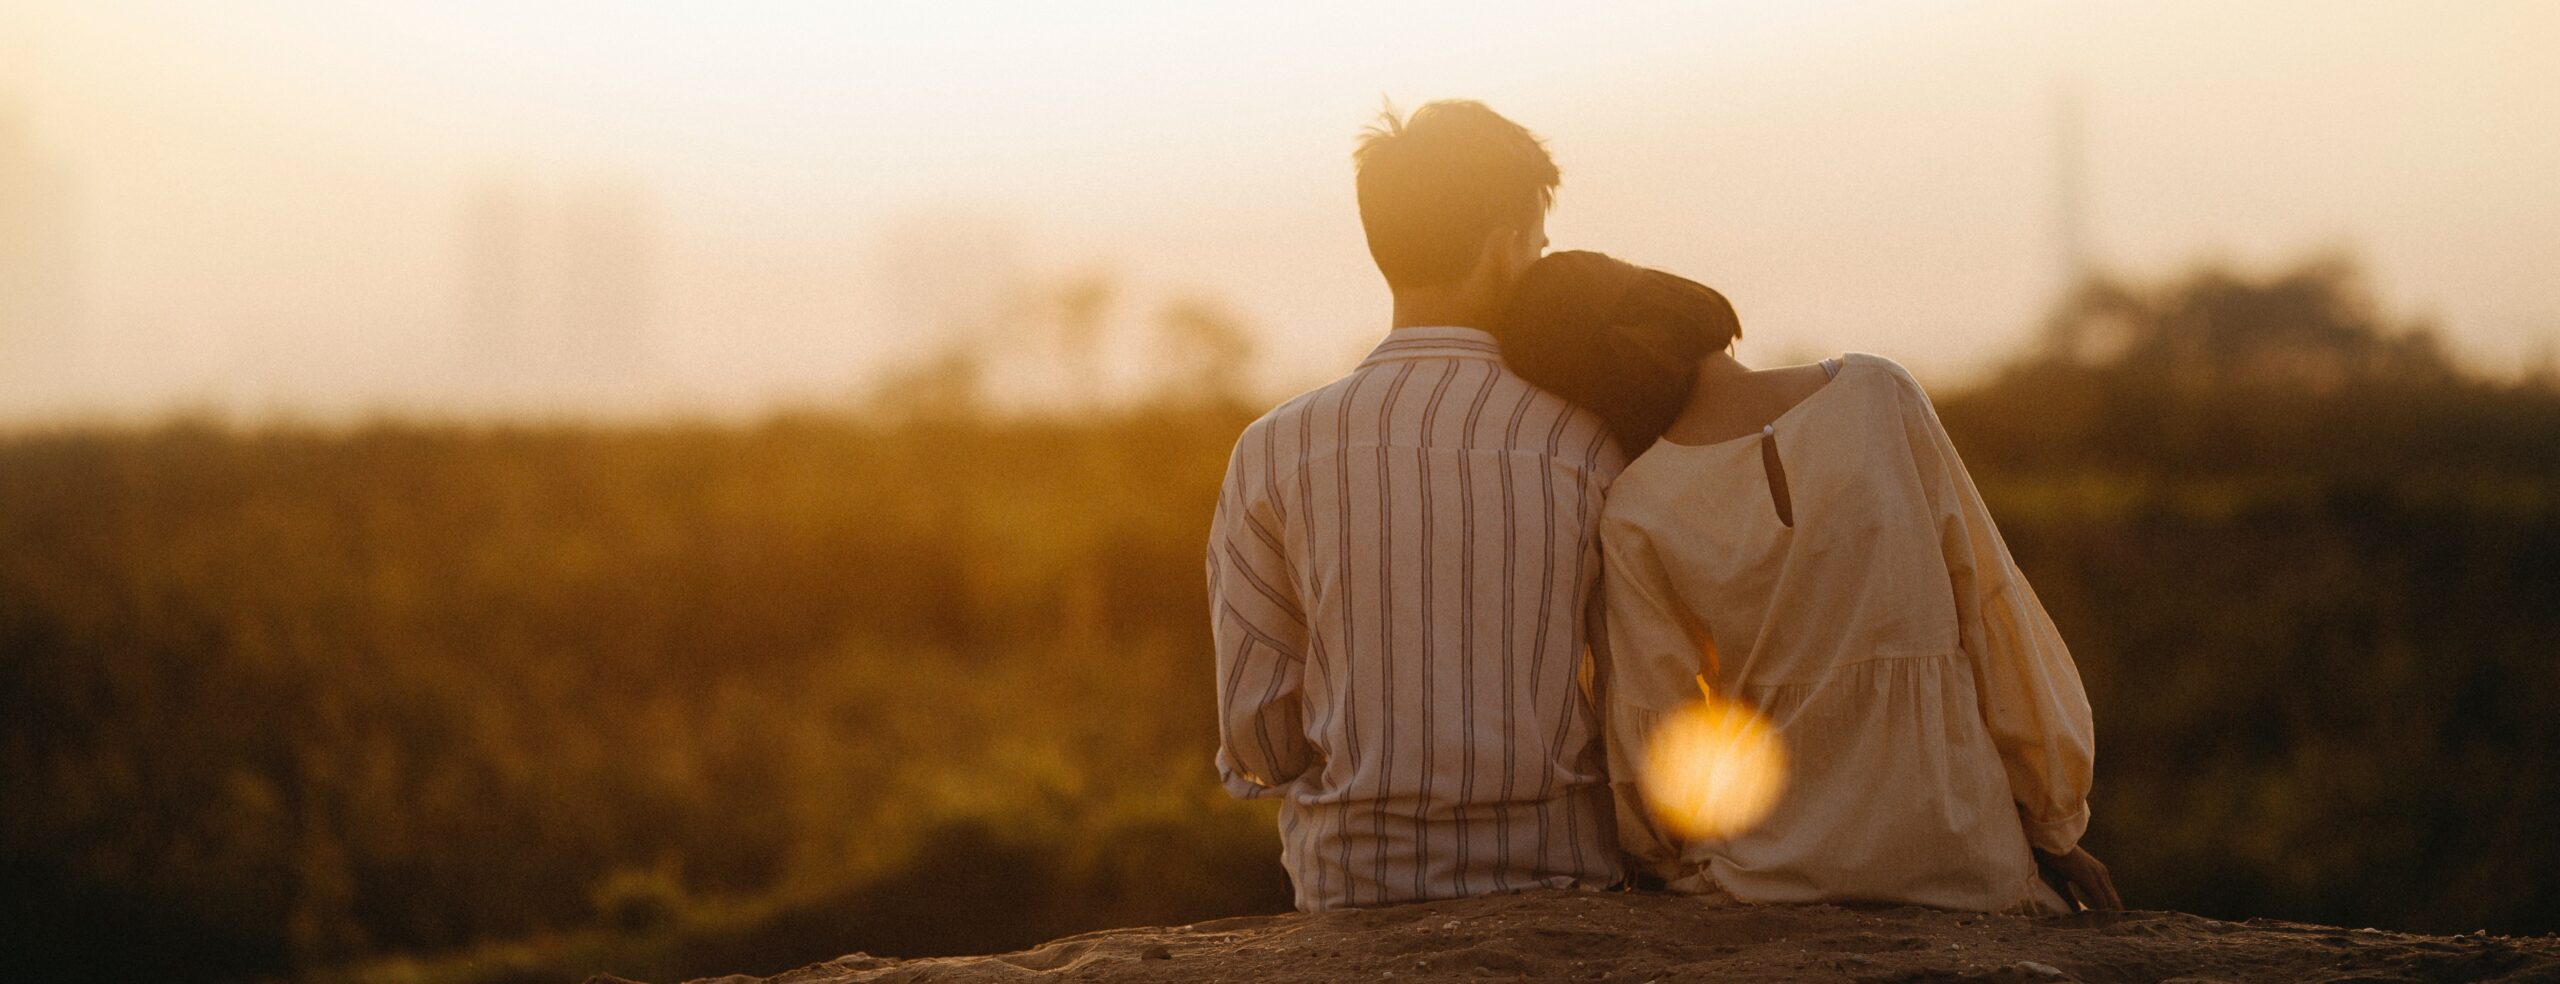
xmin=1353 ymin=100 xmax=1558 ymax=308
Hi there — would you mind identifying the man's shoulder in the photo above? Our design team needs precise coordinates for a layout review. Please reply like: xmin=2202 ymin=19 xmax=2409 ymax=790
xmin=1227 ymin=377 xmax=1345 ymax=471
xmin=1500 ymin=369 xmax=1627 ymax=474
xmin=1236 ymin=361 xmax=1621 ymax=467
xmin=1244 ymin=373 xmax=1354 ymax=436
xmin=1222 ymin=373 xmax=1359 ymax=485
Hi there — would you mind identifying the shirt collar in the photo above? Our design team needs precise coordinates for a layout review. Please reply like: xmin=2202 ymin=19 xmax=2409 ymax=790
xmin=1357 ymin=326 xmax=1505 ymax=369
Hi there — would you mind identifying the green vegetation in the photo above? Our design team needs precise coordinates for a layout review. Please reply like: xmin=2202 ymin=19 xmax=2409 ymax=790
xmin=3 ymin=258 xmax=2554 ymax=983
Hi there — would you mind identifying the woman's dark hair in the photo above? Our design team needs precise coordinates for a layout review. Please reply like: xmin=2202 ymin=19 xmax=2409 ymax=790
xmin=1494 ymin=250 xmax=1743 ymax=454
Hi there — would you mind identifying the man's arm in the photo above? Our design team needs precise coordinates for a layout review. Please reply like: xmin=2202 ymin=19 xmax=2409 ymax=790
xmin=1208 ymin=437 xmax=1315 ymax=799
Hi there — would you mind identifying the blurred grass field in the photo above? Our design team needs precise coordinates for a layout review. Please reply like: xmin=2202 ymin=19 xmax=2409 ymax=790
xmin=4 ymin=259 xmax=2557 ymax=983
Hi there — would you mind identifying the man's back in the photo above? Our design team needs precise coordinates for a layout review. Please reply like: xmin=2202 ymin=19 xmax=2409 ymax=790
xmin=1210 ymin=326 xmax=1628 ymax=910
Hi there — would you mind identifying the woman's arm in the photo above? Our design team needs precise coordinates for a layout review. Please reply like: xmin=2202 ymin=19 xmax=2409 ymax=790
xmin=1893 ymin=369 xmax=2098 ymax=859
xmin=1595 ymin=519 xmax=1709 ymax=880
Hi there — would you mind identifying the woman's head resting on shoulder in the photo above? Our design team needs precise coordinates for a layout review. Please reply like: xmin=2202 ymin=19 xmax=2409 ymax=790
xmin=1493 ymin=250 xmax=1742 ymax=455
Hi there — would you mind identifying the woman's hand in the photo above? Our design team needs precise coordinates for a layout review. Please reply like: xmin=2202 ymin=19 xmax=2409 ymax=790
xmin=2035 ymin=845 xmax=2123 ymax=911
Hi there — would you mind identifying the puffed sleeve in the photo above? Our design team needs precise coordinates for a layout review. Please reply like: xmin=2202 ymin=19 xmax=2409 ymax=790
xmin=1894 ymin=373 xmax=2096 ymax=855
xmin=1594 ymin=516 xmax=1704 ymax=879
xmin=1207 ymin=425 xmax=1316 ymax=800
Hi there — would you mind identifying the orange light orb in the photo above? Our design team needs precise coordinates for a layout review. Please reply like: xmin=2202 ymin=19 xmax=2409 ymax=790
xmin=1640 ymin=694 xmax=1789 ymax=841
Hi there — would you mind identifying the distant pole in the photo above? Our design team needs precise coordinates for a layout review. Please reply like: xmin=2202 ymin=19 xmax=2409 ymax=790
xmin=0 ymin=109 xmax=81 ymax=390
xmin=2051 ymin=86 xmax=2091 ymax=295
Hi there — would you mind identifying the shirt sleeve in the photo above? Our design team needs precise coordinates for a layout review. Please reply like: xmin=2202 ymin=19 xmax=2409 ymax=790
xmin=1896 ymin=375 xmax=2097 ymax=855
xmin=1594 ymin=517 xmax=1702 ymax=879
xmin=1207 ymin=434 xmax=1316 ymax=800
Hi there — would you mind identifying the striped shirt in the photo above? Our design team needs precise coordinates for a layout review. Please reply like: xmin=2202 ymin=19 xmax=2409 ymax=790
xmin=1208 ymin=326 xmax=1630 ymax=911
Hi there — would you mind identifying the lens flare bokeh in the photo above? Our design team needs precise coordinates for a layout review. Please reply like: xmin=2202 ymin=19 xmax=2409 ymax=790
xmin=1640 ymin=684 xmax=1790 ymax=842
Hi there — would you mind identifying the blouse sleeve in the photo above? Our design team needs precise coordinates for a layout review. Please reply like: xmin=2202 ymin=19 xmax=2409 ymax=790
xmin=1594 ymin=517 xmax=1705 ymax=878
xmin=1895 ymin=374 xmax=2097 ymax=855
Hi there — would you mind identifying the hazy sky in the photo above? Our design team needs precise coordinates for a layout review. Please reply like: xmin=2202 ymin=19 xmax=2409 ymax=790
xmin=2 ymin=0 xmax=2554 ymax=421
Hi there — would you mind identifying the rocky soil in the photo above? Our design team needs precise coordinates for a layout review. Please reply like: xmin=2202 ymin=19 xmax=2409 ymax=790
xmin=585 ymin=888 xmax=2560 ymax=984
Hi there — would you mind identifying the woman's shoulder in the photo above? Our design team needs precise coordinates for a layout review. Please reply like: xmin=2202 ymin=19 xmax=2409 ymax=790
xmin=1839 ymin=352 xmax=1925 ymax=393
xmin=1834 ymin=352 xmax=1944 ymax=421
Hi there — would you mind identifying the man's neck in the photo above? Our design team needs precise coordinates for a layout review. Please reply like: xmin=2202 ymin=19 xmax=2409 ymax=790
xmin=1388 ymin=285 xmax=1497 ymax=332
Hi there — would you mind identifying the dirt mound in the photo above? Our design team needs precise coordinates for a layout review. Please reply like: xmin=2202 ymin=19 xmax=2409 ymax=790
xmin=596 ymin=889 xmax=2560 ymax=983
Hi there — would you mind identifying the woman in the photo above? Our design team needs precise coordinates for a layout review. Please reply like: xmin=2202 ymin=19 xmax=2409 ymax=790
xmin=1493 ymin=251 xmax=2120 ymax=914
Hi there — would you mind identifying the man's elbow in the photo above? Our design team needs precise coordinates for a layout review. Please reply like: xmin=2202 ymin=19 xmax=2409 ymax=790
xmin=1218 ymin=763 xmax=1297 ymax=800
xmin=1216 ymin=749 xmax=1308 ymax=800
xmin=1220 ymin=773 xmax=1287 ymax=801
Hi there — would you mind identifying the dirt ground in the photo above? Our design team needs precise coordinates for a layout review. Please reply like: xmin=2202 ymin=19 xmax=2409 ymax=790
xmin=608 ymin=888 xmax=2560 ymax=984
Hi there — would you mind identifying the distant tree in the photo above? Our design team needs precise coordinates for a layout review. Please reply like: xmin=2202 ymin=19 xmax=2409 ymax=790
xmin=858 ymin=347 xmax=987 ymax=422
xmin=1151 ymin=294 xmax=1257 ymax=407
xmin=1948 ymin=254 xmax=2530 ymax=475
xmin=2031 ymin=253 xmax=2456 ymax=391
xmin=1050 ymin=272 xmax=1118 ymax=405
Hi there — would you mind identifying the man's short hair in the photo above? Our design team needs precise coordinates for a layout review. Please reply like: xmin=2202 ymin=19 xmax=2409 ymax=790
xmin=1353 ymin=100 xmax=1559 ymax=292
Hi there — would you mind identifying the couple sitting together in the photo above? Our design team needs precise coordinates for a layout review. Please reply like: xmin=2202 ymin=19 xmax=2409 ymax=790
xmin=1207 ymin=100 xmax=2119 ymax=916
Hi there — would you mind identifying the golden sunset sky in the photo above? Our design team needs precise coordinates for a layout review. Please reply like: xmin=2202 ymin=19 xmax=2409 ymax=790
xmin=1 ymin=1 xmax=2552 ymax=420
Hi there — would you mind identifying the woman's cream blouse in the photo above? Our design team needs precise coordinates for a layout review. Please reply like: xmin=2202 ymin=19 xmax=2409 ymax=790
xmin=1597 ymin=353 xmax=2094 ymax=913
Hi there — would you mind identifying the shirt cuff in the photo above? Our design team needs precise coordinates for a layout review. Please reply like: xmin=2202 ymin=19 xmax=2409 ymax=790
xmin=2021 ymin=802 xmax=2090 ymax=856
xmin=1221 ymin=772 xmax=1288 ymax=801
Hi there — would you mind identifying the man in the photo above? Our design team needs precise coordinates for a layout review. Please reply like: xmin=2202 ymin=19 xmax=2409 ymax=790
xmin=1208 ymin=100 xmax=1628 ymax=910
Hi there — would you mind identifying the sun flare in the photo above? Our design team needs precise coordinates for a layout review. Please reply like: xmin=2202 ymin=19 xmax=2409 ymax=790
xmin=1640 ymin=683 xmax=1789 ymax=842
